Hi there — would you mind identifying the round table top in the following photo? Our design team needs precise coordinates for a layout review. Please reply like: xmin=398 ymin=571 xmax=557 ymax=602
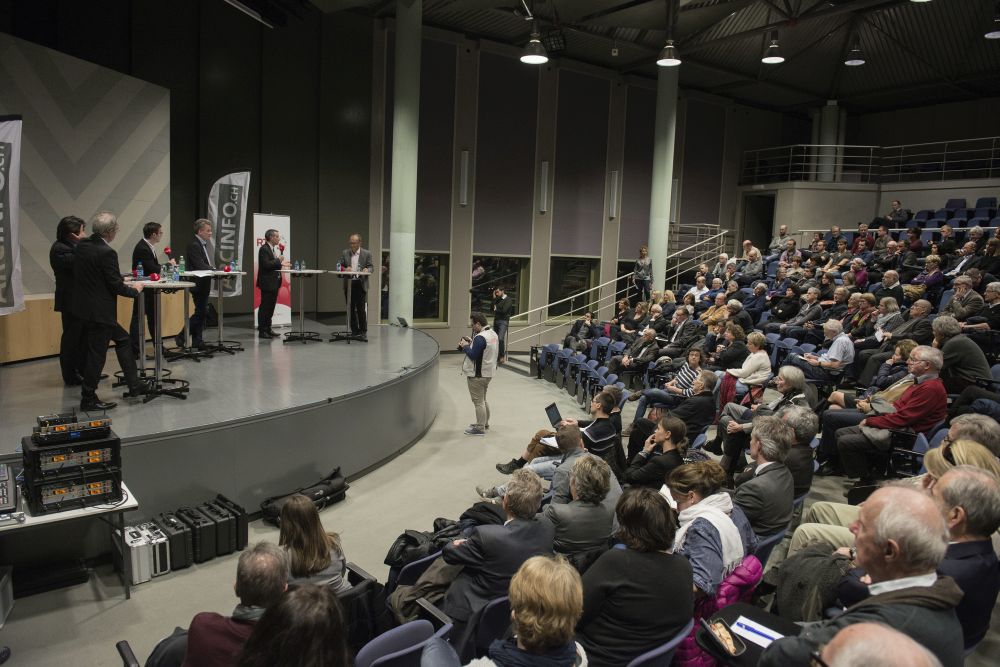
xmin=279 ymin=268 xmax=327 ymax=274
xmin=178 ymin=270 xmax=247 ymax=277
xmin=133 ymin=280 xmax=197 ymax=289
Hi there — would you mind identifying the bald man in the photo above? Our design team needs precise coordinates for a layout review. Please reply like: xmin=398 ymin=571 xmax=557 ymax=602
xmin=818 ymin=623 xmax=942 ymax=667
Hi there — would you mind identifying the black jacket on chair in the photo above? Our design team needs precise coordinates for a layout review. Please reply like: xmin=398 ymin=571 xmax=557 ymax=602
xmin=256 ymin=244 xmax=283 ymax=292
xmin=71 ymin=234 xmax=139 ymax=324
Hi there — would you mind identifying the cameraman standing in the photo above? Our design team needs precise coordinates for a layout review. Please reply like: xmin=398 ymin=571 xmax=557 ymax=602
xmin=492 ymin=286 xmax=515 ymax=364
xmin=460 ymin=312 xmax=499 ymax=436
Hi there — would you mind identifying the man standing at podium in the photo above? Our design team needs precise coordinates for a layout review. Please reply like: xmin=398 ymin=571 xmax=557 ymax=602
xmin=180 ymin=219 xmax=215 ymax=349
xmin=340 ymin=233 xmax=373 ymax=342
xmin=130 ymin=221 xmax=173 ymax=358
xmin=257 ymin=229 xmax=287 ymax=339
xmin=73 ymin=211 xmax=146 ymax=411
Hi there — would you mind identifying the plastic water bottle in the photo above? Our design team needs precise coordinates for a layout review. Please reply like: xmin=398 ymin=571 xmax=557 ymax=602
xmin=136 ymin=264 xmax=144 ymax=279
xmin=229 ymin=260 xmax=236 ymax=272
xmin=178 ymin=256 xmax=186 ymax=273
xmin=233 ymin=259 xmax=239 ymax=272
xmin=300 ymin=259 xmax=307 ymax=270
xmin=172 ymin=267 xmax=180 ymax=282
xmin=294 ymin=260 xmax=300 ymax=271
xmin=336 ymin=261 xmax=342 ymax=272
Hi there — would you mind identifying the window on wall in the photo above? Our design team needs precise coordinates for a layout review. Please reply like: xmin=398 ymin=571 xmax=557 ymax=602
xmin=471 ymin=256 xmax=530 ymax=317
xmin=380 ymin=252 xmax=450 ymax=323
xmin=547 ymin=257 xmax=600 ymax=317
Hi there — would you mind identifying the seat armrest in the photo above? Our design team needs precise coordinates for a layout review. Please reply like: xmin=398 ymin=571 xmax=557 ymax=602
xmin=345 ymin=562 xmax=377 ymax=585
xmin=415 ymin=597 xmax=454 ymax=630
xmin=116 ymin=640 xmax=140 ymax=667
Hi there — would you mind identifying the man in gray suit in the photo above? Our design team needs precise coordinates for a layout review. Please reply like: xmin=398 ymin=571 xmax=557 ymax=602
xmin=732 ymin=415 xmax=795 ymax=538
xmin=340 ymin=233 xmax=374 ymax=340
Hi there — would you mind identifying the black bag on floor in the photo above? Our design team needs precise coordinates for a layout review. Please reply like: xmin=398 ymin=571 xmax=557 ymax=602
xmin=260 ymin=467 xmax=349 ymax=526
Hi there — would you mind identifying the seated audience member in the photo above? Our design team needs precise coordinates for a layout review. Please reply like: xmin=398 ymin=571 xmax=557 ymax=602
xmin=562 ymin=311 xmax=600 ymax=352
xmin=880 ymin=199 xmax=912 ymax=226
xmin=541 ymin=455 xmax=614 ymax=562
xmin=610 ymin=298 xmax=630 ymax=328
xmin=731 ymin=416 xmax=795 ymax=537
xmin=699 ymin=292 xmax=730 ymax=328
xmin=723 ymin=279 xmax=743 ymax=304
xmin=627 ymin=348 xmax=702 ymax=422
xmin=851 ymin=223 xmax=874 ymax=254
xmin=617 ymin=301 xmax=649 ymax=343
xmin=667 ymin=461 xmax=757 ymax=597
xmin=852 ymin=241 xmax=874 ymax=269
xmin=813 ymin=623 xmax=944 ymax=667
xmin=980 ymin=237 xmax=1000 ymax=275
xmin=236 ymin=585 xmax=349 ymax=667
xmin=709 ymin=253 xmax=729 ymax=280
xmin=704 ymin=323 xmax=748 ymax=372
xmin=577 ymin=488 xmax=694 ymax=667
xmin=171 ymin=543 xmax=288 ymax=667
xmin=759 ymin=486 xmax=963 ymax=667
xmin=932 ymin=316 xmax=992 ymax=394
xmin=834 ymin=346 xmax=947 ymax=487
xmin=766 ymin=285 xmax=802 ymax=326
xmin=876 ymin=239 xmax=904 ymax=276
xmin=873 ymin=269 xmax=904 ymax=304
xmin=824 ymin=238 xmax=853 ymax=272
xmin=644 ymin=303 xmax=669 ymax=335
xmin=872 ymin=225 xmax=890 ymax=257
xmin=664 ymin=370 xmax=718 ymax=443
xmin=939 ymin=275 xmax=984 ymax=322
xmin=658 ymin=306 xmax=700 ymax=360
xmin=697 ymin=277 xmax=724 ymax=312
xmin=843 ymin=292 xmax=877 ymax=339
xmin=792 ymin=435 xmax=1000 ymax=559
xmin=944 ymin=242 xmax=979 ymax=278
xmin=829 ymin=339 xmax=916 ymax=410
xmin=903 ymin=254 xmax=944 ymax=302
xmin=775 ymin=405 xmax=819 ymax=498
xmin=443 ymin=468 xmax=554 ymax=636
xmin=766 ymin=225 xmax=790 ymax=262
xmin=716 ymin=331 xmax=770 ymax=403
xmin=966 ymin=266 xmax=997 ymax=296
xmin=810 ymin=239 xmax=831 ymax=267
xmin=606 ymin=327 xmax=659 ymax=376
xmin=937 ymin=223 xmax=957 ymax=257
xmin=847 ymin=297 xmax=903 ymax=371
xmin=789 ymin=319 xmax=854 ymax=383
xmin=827 ymin=225 xmax=847 ymax=248
xmin=960 ymin=279 xmax=1000 ymax=340
xmin=279 ymin=495 xmax=351 ymax=594
xmin=786 ymin=256 xmax=805 ymax=281
xmin=969 ymin=225 xmax=988 ymax=253
xmin=711 ymin=365 xmax=810 ymax=479
xmin=624 ymin=416 xmax=687 ymax=488
xmin=855 ymin=299 xmax=933 ymax=387
xmin=835 ymin=465 xmax=1000 ymax=650
xmin=816 ymin=270 xmax=836 ymax=302
xmin=768 ymin=267 xmax=791 ymax=298
xmin=742 ymin=282 xmax=768 ymax=324
xmin=904 ymin=226 xmax=924 ymax=255
xmin=685 ymin=275 xmax=709 ymax=302
xmin=777 ymin=238 xmax=801 ymax=267
xmin=765 ymin=286 xmax=821 ymax=335
xmin=545 ymin=426 xmax=624 ymax=515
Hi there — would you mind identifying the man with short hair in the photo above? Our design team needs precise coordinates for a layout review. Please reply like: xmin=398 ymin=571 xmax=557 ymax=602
xmin=709 ymin=253 xmax=729 ymax=280
xmin=790 ymin=319 xmax=854 ymax=382
xmin=835 ymin=346 xmax=948 ymax=487
xmin=665 ymin=370 xmax=718 ymax=441
xmin=810 ymin=239 xmax=830 ymax=267
xmin=340 ymin=233 xmax=374 ymax=340
xmin=179 ymin=219 xmax=215 ymax=349
xmin=491 ymin=285 xmax=515 ymax=362
xmin=546 ymin=424 xmax=623 ymax=514
xmin=933 ymin=315 xmax=992 ymax=394
xmin=130 ymin=221 xmax=174 ymax=358
xmin=778 ymin=238 xmax=801 ymax=267
xmin=881 ymin=199 xmax=912 ymax=225
xmin=851 ymin=223 xmax=874 ymax=255
xmin=855 ymin=298 xmax=933 ymax=386
xmin=872 ymin=269 xmax=904 ymax=305
xmin=732 ymin=416 xmax=795 ymax=537
xmin=461 ymin=312 xmax=499 ymax=436
xmin=777 ymin=404 xmax=819 ymax=498
xmin=766 ymin=224 xmax=789 ymax=261
xmin=50 ymin=215 xmax=87 ymax=386
xmin=945 ymin=242 xmax=979 ymax=278
xmin=760 ymin=486 xmax=964 ymax=667
xmin=255 ymin=229 xmax=287 ymax=339
xmin=817 ymin=623 xmax=943 ymax=667
xmin=658 ymin=306 xmax=699 ymax=360
xmin=940 ymin=275 xmax=984 ymax=321
xmin=872 ymin=225 xmax=891 ymax=257
xmin=768 ymin=286 xmax=822 ymax=337
xmin=607 ymin=327 xmax=659 ymax=375
xmin=73 ymin=211 xmax=147 ymax=411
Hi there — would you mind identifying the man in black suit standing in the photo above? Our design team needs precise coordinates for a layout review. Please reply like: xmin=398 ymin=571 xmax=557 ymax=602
xmin=72 ymin=211 xmax=146 ymax=411
xmin=130 ymin=222 xmax=174 ymax=358
xmin=180 ymin=219 xmax=215 ymax=349
xmin=339 ymin=233 xmax=374 ymax=341
xmin=256 ymin=229 xmax=287 ymax=339
xmin=49 ymin=215 xmax=87 ymax=386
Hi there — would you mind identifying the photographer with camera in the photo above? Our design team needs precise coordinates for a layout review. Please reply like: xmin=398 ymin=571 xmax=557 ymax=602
xmin=492 ymin=285 xmax=515 ymax=364
xmin=460 ymin=312 xmax=500 ymax=436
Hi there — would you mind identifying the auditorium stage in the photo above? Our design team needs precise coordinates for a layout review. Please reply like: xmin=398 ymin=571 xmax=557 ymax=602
xmin=0 ymin=320 xmax=440 ymax=518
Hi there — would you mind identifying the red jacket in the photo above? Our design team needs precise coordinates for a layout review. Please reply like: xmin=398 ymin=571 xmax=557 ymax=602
xmin=866 ymin=377 xmax=947 ymax=433
xmin=182 ymin=612 xmax=256 ymax=667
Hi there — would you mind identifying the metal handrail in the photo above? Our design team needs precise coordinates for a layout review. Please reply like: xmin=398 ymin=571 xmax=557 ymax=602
xmin=508 ymin=230 xmax=730 ymax=348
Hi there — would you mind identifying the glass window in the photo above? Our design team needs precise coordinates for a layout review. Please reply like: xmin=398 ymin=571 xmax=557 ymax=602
xmin=471 ymin=256 xmax=530 ymax=316
xmin=379 ymin=252 xmax=450 ymax=323
xmin=547 ymin=257 xmax=600 ymax=317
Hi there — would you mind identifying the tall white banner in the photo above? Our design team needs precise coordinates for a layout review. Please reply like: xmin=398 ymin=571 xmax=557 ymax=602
xmin=207 ymin=171 xmax=250 ymax=297
xmin=252 ymin=213 xmax=292 ymax=328
xmin=0 ymin=115 xmax=24 ymax=317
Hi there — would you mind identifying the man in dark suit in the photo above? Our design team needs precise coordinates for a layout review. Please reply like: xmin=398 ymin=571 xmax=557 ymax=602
xmin=658 ymin=306 xmax=700 ymax=359
xmin=442 ymin=467 xmax=554 ymax=650
xmin=129 ymin=222 xmax=173 ymax=358
xmin=256 ymin=229 xmax=287 ymax=339
xmin=72 ymin=211 xmax=146 ymax=411
xmin=855 ymin=298 xmax=933 ymax=387
xmin=179 ymin=218 xmax=215 ymax=349
xmin=871 ymin=270 xmax=904 ymax=306
xmin=339 ymin=233 xmax=374 ymax=341
xmin=49 ymin=215 xmax=87 ymax=386
xmin=732 ymin=415 xmax=795 ymax=537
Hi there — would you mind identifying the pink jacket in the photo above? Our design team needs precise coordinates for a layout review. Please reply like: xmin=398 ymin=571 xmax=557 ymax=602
xmin=673 ymin=555 xmax=764 ymax=667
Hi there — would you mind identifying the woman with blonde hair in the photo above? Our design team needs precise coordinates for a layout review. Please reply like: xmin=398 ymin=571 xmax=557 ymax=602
xmin=923 ymin=439 xmax=1000 ymax=482
xmin=279 ymin=494 xmax=351 ymax=594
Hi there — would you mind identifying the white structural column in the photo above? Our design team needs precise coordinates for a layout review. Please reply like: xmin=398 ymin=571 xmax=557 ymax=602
xmin=388 ymin=0 xmax=421 ymax=322
xmin=648 ymin=66 xmax=679 ymax=293
xmin=817 ymin=100 xmax=840 ymax=183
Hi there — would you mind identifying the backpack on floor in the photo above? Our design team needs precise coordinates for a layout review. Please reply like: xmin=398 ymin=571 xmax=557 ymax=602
xmin=260 ymin=467 xmax=349 ymax=526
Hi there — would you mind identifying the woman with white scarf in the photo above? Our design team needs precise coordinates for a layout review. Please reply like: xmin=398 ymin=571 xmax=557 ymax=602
xmin=666 ymin=461 xmax=758 ymax=596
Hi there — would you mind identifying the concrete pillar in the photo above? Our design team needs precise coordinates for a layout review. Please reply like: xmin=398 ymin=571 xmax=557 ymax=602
xmin=817 ymin=100 xmax=839 ymax=183
xmin=598 ymin=81 xmax=627 ymax=320
xmin=388 ymin=0 xmax=421 ymax=322
xmin=809 ymin=110 xmax=820 ymax=181
xmin=648 ymin=66 xmax=679 ymax=293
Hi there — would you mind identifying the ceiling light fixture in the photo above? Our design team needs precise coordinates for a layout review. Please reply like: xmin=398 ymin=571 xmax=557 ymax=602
xmin=221 ymin=0 xmax=274 ymax=29
xmin=657 ymin=40 xmax=682 ymax=66
xmin=909 ymin=0 xmax=932 ymax=3
xmin=761 ymin=31 xmax=784 ymax=64
xmin=521 ymin=31 xmax=549 ymax=64
xmin=844 ymin=41 xmax=865 ymax=66
xmin=986 ymin=3 xmax=1000 ymax=39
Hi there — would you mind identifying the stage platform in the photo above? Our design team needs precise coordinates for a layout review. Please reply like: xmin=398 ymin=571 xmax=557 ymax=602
xmin=0 ymin=319 xmax=439 ymax=520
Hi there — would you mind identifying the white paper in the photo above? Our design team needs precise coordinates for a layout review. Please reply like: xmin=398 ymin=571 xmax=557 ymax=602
xmin=539 ymin=436 xmax=557 ymax=448
xmin=730 ymin=615 xmax=784 ymax=648
xmin=875 ymin=328 xmax=885 ymax=342
xmin=181 ymin=270 xmax=214 ymax=277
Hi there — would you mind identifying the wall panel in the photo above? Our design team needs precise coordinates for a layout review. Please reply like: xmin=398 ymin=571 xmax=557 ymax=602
xmin=681 ymin=98 xmax=726 ymax=226
xmin=619 ymin=85 xmax=655 ymax=258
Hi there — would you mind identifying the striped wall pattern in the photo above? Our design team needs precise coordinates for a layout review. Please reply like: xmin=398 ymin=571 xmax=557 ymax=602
xmin=0 ymin=33 xmax=170 ymax=295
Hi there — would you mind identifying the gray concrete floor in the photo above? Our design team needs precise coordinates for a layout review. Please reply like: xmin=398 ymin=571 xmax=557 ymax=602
xmin=0 ymin=354 xmax=995 ymax=665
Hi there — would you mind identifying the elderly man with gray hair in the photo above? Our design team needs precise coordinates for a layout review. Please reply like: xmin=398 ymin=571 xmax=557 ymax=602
xmin=72 ymin=211 xmax=147 ymax=411
xmin=776 ymin=404 xmax=819 ymax=498
xmin=760 ymin=486 xmax=964 ymax=667
xmin=931 ymin=315 xmax=992 ymax=394
xmin=834 ymin=346 xmax=947 ymax=489
xmin=731 ymin=415 xmax=795 ymax=537
xmin=789 ymin=318 xmax=854 ymax=382
xmin=939 ymin=275 xmax=984 ymax=321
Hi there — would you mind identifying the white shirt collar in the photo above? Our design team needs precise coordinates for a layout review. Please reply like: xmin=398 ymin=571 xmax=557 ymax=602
xmin=868 ymin=572 xmax=938 ymax=596
xmin=144 ymin=238 xmax=156 ymax=250
xmin=755 ymin=461 xmax=776 ymax=476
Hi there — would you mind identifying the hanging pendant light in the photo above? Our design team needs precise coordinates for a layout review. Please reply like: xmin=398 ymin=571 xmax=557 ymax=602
xmin=844 ymin=40 xmax=866 ymax=66
xmin=521 ymin=30 xmax=548 ymax=64
xmin=986 ymin=3 xmax=1000 ymax=39
xmin=657 ymin=40 xmax=681 ymax=67
xmin=762 ymin=31 xmax=784 ymax=64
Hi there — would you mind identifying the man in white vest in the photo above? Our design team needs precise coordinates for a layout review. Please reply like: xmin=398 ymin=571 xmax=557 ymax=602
xmin=460 ymin=311 xmax=499 ymax=436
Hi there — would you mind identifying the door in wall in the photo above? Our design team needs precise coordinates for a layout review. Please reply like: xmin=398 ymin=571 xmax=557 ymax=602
xmin=743 ymin=193 xmax=776 ymax=250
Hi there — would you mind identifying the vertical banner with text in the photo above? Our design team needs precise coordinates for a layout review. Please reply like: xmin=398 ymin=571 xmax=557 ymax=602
xmin=207 ymin=171 xmax=250 ymax=297
xmin=0 ymin=115 xmax=24 ymax=316
xmin=252 ymin=213 xmax=292 ymax=328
